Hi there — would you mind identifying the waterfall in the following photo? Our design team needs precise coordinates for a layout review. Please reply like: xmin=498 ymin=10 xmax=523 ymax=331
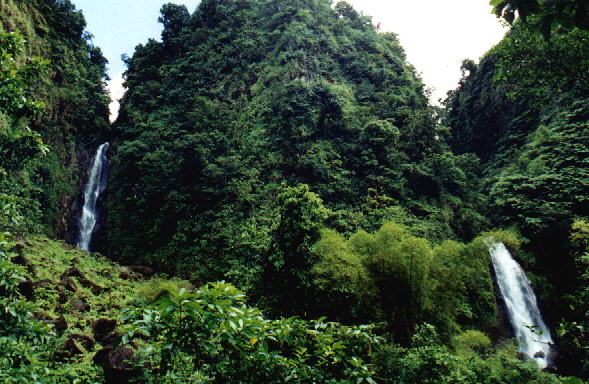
xmin=487 ymin=241 xmax=553 ymax=368
xmin=77 ymin=142 xmax=109 ymax=252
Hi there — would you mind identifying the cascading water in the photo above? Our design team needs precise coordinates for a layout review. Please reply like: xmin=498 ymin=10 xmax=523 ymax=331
xmin=77 ymin=142 xmax=109 ymax=252
xmin=487 ymin=241 xmax=553 ymax=368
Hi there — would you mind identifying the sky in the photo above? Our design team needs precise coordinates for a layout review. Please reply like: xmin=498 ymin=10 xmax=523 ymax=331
xmin=71 ymin=0 xmax=201 ymax=119
xmin=71 ymin=0 xmax=507 ymax=120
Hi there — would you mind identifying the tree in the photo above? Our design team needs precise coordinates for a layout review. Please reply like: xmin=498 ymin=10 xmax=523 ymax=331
xmin=491 ymin=0 xmax=589 ymax=39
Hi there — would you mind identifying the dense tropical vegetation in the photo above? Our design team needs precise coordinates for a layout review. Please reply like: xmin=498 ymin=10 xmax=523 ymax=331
xmin=0 ymin=0 xmax=588 ymax=382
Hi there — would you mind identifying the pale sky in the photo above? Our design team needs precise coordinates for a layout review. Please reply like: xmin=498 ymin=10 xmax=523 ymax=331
xmin=72 ymin=0 xmax=507 ymax=121
xmin=347 ymin=0 xmax=508 ymax=102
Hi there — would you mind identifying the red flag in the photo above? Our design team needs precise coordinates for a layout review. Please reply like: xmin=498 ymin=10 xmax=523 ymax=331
xmin=376 ymin=22 xmax=382 ymax=31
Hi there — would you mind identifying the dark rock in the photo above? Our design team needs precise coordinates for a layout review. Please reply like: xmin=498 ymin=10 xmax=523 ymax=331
xmin=11 ymin=243 xmax=25 ymax=257
xmin=119 ymin=270 xmax=138 ymax=281
xmin=33 ymin=279 xmax=53 ymax=289
xmin=17 ymin=279 xmax=35 ymax=301
xmin=61 ymin=338 xmax=84 ymax=358
xmin=95 ymin=346 xmax=138 ymax=384
xmin=61 ymin=267 xmax=104 ymax=294
xmin=60 ymin=277 xmax=78 ymax=292
xmin=544 ymin=366 xmax=558 ymax=374
xmin=93 ymin=345 xmax=113 ymax=366
xmin=36 ymin=312 xmax=68 ymax=334
xmin=101 ymin=332 xmax=122 ymax=347
xmin=47 ymin=316 xmax=69 ymax=334
xmin=60 ymin=334 xmax=95 ymax=359
xmin=60 ymin=267 xmax=85 ymax=280
xmin=90 ymin=284 xmax=105 ymax=295
xmin=108 ymin=346 xmax=134 ymax=371
xmin=70 ymin=298 xmax=90 ymax=312
xmin=534 ymin=350 xmax=546 ymax=359
xmin=128 ymin=265 xmax=154 ymax=277
xmin=11 ymin=246 xmax=35 ymax=275
xmin=69 ymin=334 xmax=95 ymax=350
xmin=93 ymin=318 xmax=117 ymax=342
xmin=57 ymin=286 xmax=68 ymax=304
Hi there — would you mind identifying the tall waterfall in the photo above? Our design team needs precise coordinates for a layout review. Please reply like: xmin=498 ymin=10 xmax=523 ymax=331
xmin=77 ymin=142 xmax=109 ymax=252
xmin=488 ymin=241 xmax=553 ymax=368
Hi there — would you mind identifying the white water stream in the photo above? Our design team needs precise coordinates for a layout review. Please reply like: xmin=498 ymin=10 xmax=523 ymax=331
xmin=77 ymin=142 xmax=109 ymax=252
xmin=488 ymin=241 xmax=553 ymax=368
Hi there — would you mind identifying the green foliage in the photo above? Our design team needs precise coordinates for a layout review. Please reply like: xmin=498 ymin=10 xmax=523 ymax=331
xmin=311 ymin=229 xmax=376 ymax=320
xmin=0 ymin=235 xmax=571 ymax=383
xmin=452 ymin=329 xmax=492 ymax=355
xmin=0 ymin=0 xmax=110 ymax=236
xmin=0 ymin=233 xmax=56 ymax=383
xmin=310 ymin=222 xmax=497 ymax=339
xmin=108 ymin=0 xmax=485 ymax=284
xmin=0 ymin=31 xmax=48 ymax=116
xmin=259 ymin=184 xmax=329 ymax=316
xmin=124 ymin=282 xmax=380 ymax=383
xmin=447 ymin=14 xmax=589 ymax=377
xmin=557 ymin=220 xmax=589 ymax=376
xmin=491 ymin=0 xmax=589 ymax=39
xmin=374 ymin=324 xmax=561 ymax=384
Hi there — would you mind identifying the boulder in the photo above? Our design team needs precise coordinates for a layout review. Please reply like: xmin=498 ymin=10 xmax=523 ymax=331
xmin=60 ymin=277 xmax=78 ymax=292
xmin=61 ymin=267 xmax=104 ymax=294
xmin=94 ymin=346 xmax=139 ymax=384
xmin=61 ymin=338 xmax=84 ymax=358
xmin=11 ymin=245 xmax=35 ymax=274
xmin=69 ymin=334 xmax=95 ymax=350
xmin=119 ymin=269 xmax=139 ymax=281
xmin=17 ymin=279 xmax=35 ymax=301
xmin=70 ymin=298 xmax=90 ymax=312
xmin=47 ymin=316 xmax=69 ymax=334
xmin=93 ymin=318 xmax=117 ymax=343
xmin=128 ymin=265 xmax=154 ymax=277
xmin=57 ymin=286 xmax=68 ymax=304
xmin=534 ymin=350 xmax=546 ymax=359
xmin=33 ymin=279 xmax=53 ymax=289
xmin=101 ymin=332 xmax=122 ymax=347
xmin=60 ymin=334 xmax=95 ymax=358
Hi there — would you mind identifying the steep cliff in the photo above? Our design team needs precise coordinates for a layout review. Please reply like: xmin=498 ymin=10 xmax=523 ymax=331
xmin=0 ymin=0 xmax=110 ymax=238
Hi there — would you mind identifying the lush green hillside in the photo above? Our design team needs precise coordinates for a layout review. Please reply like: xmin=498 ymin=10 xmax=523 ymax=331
xmin=0 ymin=0 xmax=110 ymax=237
xmin=1 ymin=0 xmax=589 ymax=382
xmin=1 ymin=234 xmax=570 ymax=383
xmin=108 ymin=0 xmax=487 ymax=293
xmin=445 ymin=21 xmax=589 ymax=375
